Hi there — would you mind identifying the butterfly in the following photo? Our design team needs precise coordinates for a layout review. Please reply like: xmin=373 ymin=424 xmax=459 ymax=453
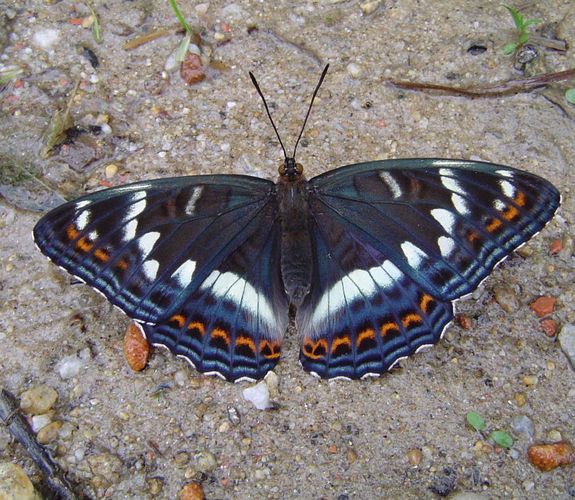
xmin=34 ymin=65 xmax=560 ymax=382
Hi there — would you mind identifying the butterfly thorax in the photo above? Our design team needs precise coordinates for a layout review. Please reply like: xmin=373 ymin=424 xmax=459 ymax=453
xmin=277 ymin=161 xmax=313 ymax=307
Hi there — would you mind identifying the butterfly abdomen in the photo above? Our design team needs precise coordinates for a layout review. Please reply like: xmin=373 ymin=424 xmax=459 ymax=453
xmin=278 ymin=176 xmax=313 ymax=307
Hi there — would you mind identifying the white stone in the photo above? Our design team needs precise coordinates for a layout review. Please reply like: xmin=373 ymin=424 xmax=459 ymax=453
xmin=57 ymin=355 xmax=84 ymax=379
xmin=243 ymin=381 xmax=270 ymax=410
xmin=31 ymin=28 xmax=60 ymax=50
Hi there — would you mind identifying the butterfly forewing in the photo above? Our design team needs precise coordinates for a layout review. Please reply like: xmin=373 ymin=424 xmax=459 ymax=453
xmin=33 ymin=175 xmax=277 ymax=323
xmin=298 ymin=159 xmax=560 ymax=378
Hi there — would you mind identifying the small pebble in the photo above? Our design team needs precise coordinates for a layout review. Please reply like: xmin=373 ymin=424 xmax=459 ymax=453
xmin=193 ymin=451 xmax=218 ymax=473
xmin=558 ymin=323 xmax=575 ymax=370
xmin=510 ymin=415 xmax=534 ymax=439
xmin=87 ymin=453 xmax=123 ymax=488
xmin=181 ymin=53 xmax=205 ymax=85
xmin=547 ymin=430 xmax=563 ymax=442
xmin=456 ymin=314 xmax=473 ymax=329
xmin=174 ymin=451 xmax=190 ymax=467
xmin=346 ymin=448 xmax=358 ymax=464
xmin=528 ymin=441 xmax=575 ymax=471
xmin=195 ymin=3 xmax=209 ymax=16
xmin=227 ymin=406 xmax=241 ymax=426
xmin=105 ymin=163 xmax=118 ymax=178
xmin=450 ymin=493 xmax=490 ymax=500
xmin=529 ymin=296 xmax=556 ymax=317
xmin=549 ymin=239 xmax=563 ymax=254
xmin=360 ymin=1 xmax=380 ymax=15
xmin=523 ymin=480 xmax=535 ymax=491
xmin=406 ymin=448 xmax=423 ymax=466
xmin=174 ymin=370 xmax=188 ymax=386
xmin=540 ymin=318 xmax=558 ymax=337
xmin=20 ymin=385 xmax=58 ymax=414
xmin=218 ymin=421 xmax=230 ymax=432
xmin=179 ymin=482 xmax=205 ymax=500
xmin=346 ymin=63 xmax=362 ymax=79
xmin=514 ymin=392 xmax=527 ymax=406
xmin=124 ymin=322 xmax=150 ymax=371
xmin=243 ymin=381 xmax=270 ymax=410
xmin=31 ymin=413 xmax=52 ymax=432
xmin=0 ymin=462 xmax=39 ymax=500
xmin=32 ymin=28 xmax=60 ymax=50
xmin=264 ymin=370 xmax=279 ymax=396
xmin=37 ymin=421 xmax=63 ymax=444
xmin=147 ymin=477 xmax=164 ymax=495
xmin=493 ymin=285 xmax=519 ymax=313
xmin=57 ymin=355 xmax=84 ymax=379
xmin=522 ymin=375 xmax=538 ymax=387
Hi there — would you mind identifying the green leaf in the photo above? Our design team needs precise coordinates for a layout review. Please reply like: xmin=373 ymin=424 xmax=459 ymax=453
xmin=565 ymin=88 xmax=575 ymax=104
xmin=87 ymin=4 xmax=102 ymax=43
xmin=466 ymin=411 xmax=486 ymax=431
xmin=518 ymin=32 xmax=529 ymax=45
xmin=175 ymin=32 xmax=191 ymax=63
xmin=503 ymin=42 xmax=517 ymax=55
xmin=523 ymin=18 xmax=541 ymax=29
xmin=504 ymin=5 xmax=524 ymax=30
xmin=490 ymin=430 xmax=514 ymax=449
xmin=169 ymin=0 xmax=192 ymax=34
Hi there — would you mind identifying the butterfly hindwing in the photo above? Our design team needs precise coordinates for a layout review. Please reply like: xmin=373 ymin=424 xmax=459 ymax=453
xmin=298 ymin=159 xmax=560 ymax=379
xmin=141 ymin=207 xmax=289 ymax=381
xmin=297 ymin=211 xmax=454 ymax=379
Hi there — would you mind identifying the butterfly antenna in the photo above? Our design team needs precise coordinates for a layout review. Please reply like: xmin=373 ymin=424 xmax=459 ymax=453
xmin=249 ymin=71 xmax=288 ymax=160
xmin=292 ymin=64 xmax=329 ymax=159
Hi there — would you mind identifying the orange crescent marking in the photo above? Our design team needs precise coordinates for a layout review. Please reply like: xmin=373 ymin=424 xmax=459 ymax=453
xmin=66 ymin=224 xmax=80 ymax=241
xmin=419 ymin=293 xmax=434 ymax=313
xmin=94 ymin=248 xmax=110 ymax=262
xmin=76 ymin=236 xmax=94 ymax=253
xmin=303 ymin=338 xmax=328 ymax=359
xmin=401 ymin=313 xmax=421 ymax=328
xmin=116 ymin=258 xmax=129 ymax=271
xmin=259 ymin=339 xmax=281 ymax=359
xmin=515 ymin=191 xmax=526 ymax=206
xmin=211 ymin=327 xmax=230 ymax=346
xmin=502 ymin=204 xmax=519 ymax=221
xmin=331 ymin=336 xmax=352 ymax=354
xmin=188 ymin=321 xmax=205 ymax=336
xmin=357 ymin=328 xmax=375 ymax=343
xmin=486 ymin=217 xmax=502 ymax=233
xmin=467 ymin=230 xmax=480 ymax=243
xmin=381 ymin=322 xmax=399 ymax=337
xmin=169 ymin=314 xmax=186 ymax=328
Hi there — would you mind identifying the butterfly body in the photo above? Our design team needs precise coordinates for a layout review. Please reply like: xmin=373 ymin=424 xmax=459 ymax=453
xmin=277 ymin=165 xmax=314 ymax=307
xmin=34 ymin=157 xmax=560 ymax=382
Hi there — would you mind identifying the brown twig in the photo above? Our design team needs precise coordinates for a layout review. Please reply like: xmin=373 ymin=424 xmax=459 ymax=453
xmin=0 ymin=388 xmax=78 ymax=500
xmin=387 ymin=68 xmax=575 ymax=97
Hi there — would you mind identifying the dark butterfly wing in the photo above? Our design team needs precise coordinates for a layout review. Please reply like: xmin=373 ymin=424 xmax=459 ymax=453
xmin=298 ymin=159 xmax=560 ymax=379
xmin=34 ymin=175 xmax=289 ymax=381
xmin=140 ymin=211 xmax=288 ymax=382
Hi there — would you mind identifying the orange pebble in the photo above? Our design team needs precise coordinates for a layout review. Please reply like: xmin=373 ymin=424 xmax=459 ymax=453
xmin=529 ymin=296 xmax=556 ymax=318
xmin=549 ymin=239 xmax=563 ymax=255
xmin=528 ymin=441 xmax=575 ymax=471
xmin=179 ymin=482 xmax=205 ymax=500
xmin=181 ymin=53 xmax=206 ymax=85
xmin=124 ymin=322 xmax=150 ymax=371
xmin=540 ymin=318 xmax=558 ymax=337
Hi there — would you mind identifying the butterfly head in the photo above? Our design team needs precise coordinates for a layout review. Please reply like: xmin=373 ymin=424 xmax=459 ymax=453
xmin=279 ymin=157 xmax=304 ymax=182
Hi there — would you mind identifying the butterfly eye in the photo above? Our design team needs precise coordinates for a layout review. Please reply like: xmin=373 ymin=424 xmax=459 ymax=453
xmin=295 ymin=163 xmax=304 ymax=175
xmin=278 ymin=161 xmax=286 ymax=175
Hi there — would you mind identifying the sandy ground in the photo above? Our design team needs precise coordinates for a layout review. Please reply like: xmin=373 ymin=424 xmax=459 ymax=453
xmin=1 ymin=0 xmax=574 ymax=498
